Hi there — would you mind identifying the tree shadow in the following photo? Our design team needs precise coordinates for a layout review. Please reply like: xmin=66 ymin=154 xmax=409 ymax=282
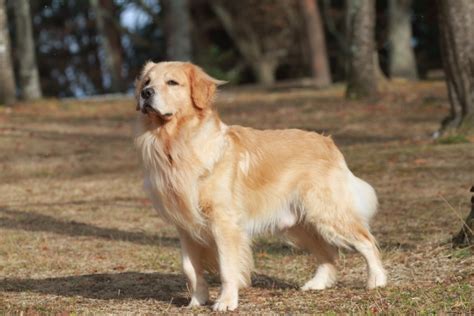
xmin=251 ymin=273 xmax=297 ymax=290
xmin=0 ymin=272 xmax=188 ymax=306
xmin=0 ymin=271 xmax=295 ymax=306
xmin=6 ymin=197 xmax=147 ymax=210
xmin=0 ymin=207 xmax=179 ymax=248
xmin=1 ymin=125 xmax=130 ymax=144
xmin=254 ymin=238 xmax=305 ymax=256
xmin=0 ymin=206 xmax=314 ymax=256
xmin=332 ymin=133 xmax=402 ymax=146
xmin=293 ymin=128 xmax=403 ymax=146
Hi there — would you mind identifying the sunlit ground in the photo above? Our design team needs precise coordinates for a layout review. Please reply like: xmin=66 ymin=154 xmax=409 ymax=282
xmin=0 ymin=81 xmax=472 ymax=313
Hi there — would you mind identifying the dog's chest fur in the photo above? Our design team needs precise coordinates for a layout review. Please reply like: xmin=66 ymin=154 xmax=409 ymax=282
xmin=135 ymin=116 xmax=228 ymax=235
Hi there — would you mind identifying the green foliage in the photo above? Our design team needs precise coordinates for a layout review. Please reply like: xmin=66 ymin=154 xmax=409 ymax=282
xmin=450 ymin=247 xmax=472 ymax=259
xmin=437 ymin=134 xmax=469 ymax=144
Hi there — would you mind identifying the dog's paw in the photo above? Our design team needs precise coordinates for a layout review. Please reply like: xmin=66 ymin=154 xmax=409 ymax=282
xmin=187 ymin=297 xmax=204 ymax=308
xmin=301 ymin=280 xmax=327 ymax=291
xmin=187 ymin=290 xmax=208 ymax=308
xmin=301 ymin=265 xmax=337 ymax=291
xmin=212 ymin=301 xmax=238 ymax=312
xmin=212 ymin=295 xmax=238 ymax=311
xmin=367 ymin=270 xmax=387 ymax=289
xmin=301 ymin=277 xmax=336 ymax=291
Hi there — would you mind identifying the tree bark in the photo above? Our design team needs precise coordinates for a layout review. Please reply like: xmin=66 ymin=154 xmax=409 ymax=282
xmin=388 ymin=0 xmax=418 ymax=80
xmin=162 ymin=0 xmax=192 ymax=61
xmin=437 ymin=0 xmax=474 ymax=135
xmin=13 ymin=0 xmax=42 ymax=100
xmin=452 ymin=186 xmax=474 ymax=247
xmin=211 ymin=2 xmax=276 ymax=86
xmin=345 ymin=0 xmax=378 ymax=99
xmin=0 ymin=0 xmax=16 ymax=105
xmin=374 ymin=51 xmax=388 ymax=85
xmin=100 ymin=0 xmax=123 ymax=90
xmin=300 ymin=0 xmax=332 ymax=86
xmin=252 ymin=59 xmax=278 ymax=86
xmin=90 ymin=0 xmax=123 ymax=93
xmin=211 ymin=1 xmax=293 ymax=86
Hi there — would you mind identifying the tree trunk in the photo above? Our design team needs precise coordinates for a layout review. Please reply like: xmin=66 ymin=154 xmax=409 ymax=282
xmin=300 ymin=0 xmax=332 ymax=86
xmin=374 ymin=51 xmax=388 ymax=85
xmin=452 ymin=186 xmax=474 ymax=247
xmin=162 ymin=0 xmax=192 ymax=61
xmin=388 ymin=0 xmax=418 ymax=80
xmin=13 ymin=0 xmax=42 ymax=100
xmin=0 ymin=0 xmax=16 ymax=105
xmin=211 ymin=2 xmax=275 ymax=86
xmin=252 ymin=59 xmax=278 ymax=86
xmin=211 ymin=1 xmax=290 ymax=86
xmin=90 ymin=0 xmax=123 ymax=93
xmin=100 ymin=0 xmax=123 ymax=90
xmin=345 ymin=0 xmax=378 ymax=99
xmin=437 ymin=0 xmax=474 ymax=135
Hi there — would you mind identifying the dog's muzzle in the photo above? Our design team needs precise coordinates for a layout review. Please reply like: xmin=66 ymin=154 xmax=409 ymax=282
xmin=140 ymin=103 xmax=173 ymax=120
xmin=141 ymin=103 xmax=155 ymax=114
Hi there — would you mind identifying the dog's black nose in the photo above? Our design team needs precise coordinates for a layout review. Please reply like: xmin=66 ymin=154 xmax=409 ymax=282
xmin=141 ymin=87 xmax=154 ymax=100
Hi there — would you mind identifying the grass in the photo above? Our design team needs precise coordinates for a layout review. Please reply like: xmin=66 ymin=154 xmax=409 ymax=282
xmin=437 ymin=134 xmax=470 ymax=144
xmin=0 ymin=81 xmax=473 ymax=314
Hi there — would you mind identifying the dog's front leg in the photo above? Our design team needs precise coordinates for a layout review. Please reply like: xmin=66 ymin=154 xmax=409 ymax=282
xmin=211 ymin=217 xmax=252 ymax=312
xmin=178 ymin=228 xmax=209 ymax=307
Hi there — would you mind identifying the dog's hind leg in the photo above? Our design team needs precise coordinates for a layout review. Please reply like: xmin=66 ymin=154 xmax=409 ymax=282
xmin=178 ymin=228 xmax=210 ymax=307
xmin=287 ymin=225 xmax=338 ymax=290
xmin=318 ymin=222 xmax=387 ymax=289
xmin=352 ymin=233 xmax=387 ymax=289
xmin=302 ymin=184 xmax=387 ymax=289
xmin=304 ymin=210 xmax=387 ymax=289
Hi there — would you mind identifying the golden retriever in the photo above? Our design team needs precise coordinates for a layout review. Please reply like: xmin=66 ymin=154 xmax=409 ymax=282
xmin=134 ymin=61 xmax=387 ymax=311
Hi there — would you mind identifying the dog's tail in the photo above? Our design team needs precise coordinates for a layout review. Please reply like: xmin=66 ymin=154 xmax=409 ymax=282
xmin=348 ymin=173 xmax=378 ymax=225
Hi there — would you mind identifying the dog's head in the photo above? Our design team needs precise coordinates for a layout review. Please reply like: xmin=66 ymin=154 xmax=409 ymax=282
xmin=135 ymin=61 xmax=226 ymax=121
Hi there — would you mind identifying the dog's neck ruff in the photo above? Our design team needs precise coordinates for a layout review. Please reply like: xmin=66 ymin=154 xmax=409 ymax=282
xmin=135 ymin=113 xmax=228 ymax=236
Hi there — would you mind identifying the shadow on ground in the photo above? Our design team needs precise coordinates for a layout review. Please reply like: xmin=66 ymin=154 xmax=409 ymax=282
xmin=1 ymin=207 xmax=415 ymax=257
xmin=0 ymin=272 xmax=188 ymax=305
xmin=0 ymin=272 xmax=294 ymax=306
xmin=0 ymin=207 xmax=179 ymax=248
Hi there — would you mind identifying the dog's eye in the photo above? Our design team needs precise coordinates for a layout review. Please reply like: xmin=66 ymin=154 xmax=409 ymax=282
xmin=166 ymin=80 xmax=179 ymax=86
xmin=144 ymin=78 xmax=150 ymax=86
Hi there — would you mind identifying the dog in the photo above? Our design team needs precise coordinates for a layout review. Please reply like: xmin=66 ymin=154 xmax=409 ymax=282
xmin=134 ymin=61 xmax=387 ymax=311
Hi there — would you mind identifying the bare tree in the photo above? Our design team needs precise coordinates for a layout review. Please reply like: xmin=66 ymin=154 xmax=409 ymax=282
xmin=162 ymin=0 xmax=192 ymax=61
xmin=0 ymin=0 xmax=16 ymax=105
xmin=345 ymin=0 xmax=378 ymax=99
xmin=211 ymin=0 xmax=295 ymax=86
xmin=90 ymin=0 xmax=123 ymax=93
xmin=388 ymin=0 xmax=418 ymax=80
xmin=436 ymin=0 xmax=474 ymax=135
xmin=101 ymin=0 xmax=124 ymax=89
xmin=300 ymin=0 xmax=331 ymax=86
xmin=13 ymin=0 xmax=42 ymax=100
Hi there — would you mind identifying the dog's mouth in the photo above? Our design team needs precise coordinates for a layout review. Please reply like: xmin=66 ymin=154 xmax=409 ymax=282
xmin=141 ymin=104 xmax=173 ymax=120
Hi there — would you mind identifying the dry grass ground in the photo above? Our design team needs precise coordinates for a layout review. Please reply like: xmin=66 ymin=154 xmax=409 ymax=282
xmin=0 ymin=81 xmax=472 ymax=314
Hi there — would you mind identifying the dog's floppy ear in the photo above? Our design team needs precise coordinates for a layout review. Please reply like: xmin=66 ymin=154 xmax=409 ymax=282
xmin=188 ymin=64 xmax=227 ymax=110
xmin=135 ymin=61 xmax=156 ymax=111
